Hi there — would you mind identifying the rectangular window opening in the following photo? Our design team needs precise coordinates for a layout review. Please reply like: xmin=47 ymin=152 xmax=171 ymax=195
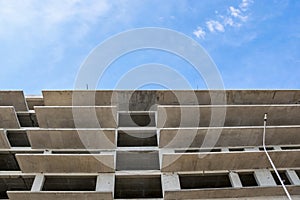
xmin=179 ymin=174 xmax=232 ymax=189
xmin=259 ymin=147 xmax=274 ymax=151
xmin=238 ymin=173 xmax=258 ymax=187
xmin=116 ymin=151 xmax=159 ymax=170
xmin=17 ymin=112 xmax=39 ymax=127
xmin=0 ymin=176 xmax=34 ymax=199
xmin=0 ymin=153 xmax=20 ymax=171
xmin=118 ymin=112 xmax=156 ymax=127
xmin=117 ymin=130 xmax=157 ymax=147
xmin=271 ymin=171 xmax=291 ymax=185
xmin=281 ymin=146 xmax=300 ymax=150
xmin=42 ymin=176 xmax=96 ymax=191
xmin=7 ymin=130 xmax=31 ymax=147
xmin=115 ymin=176 xmax=162 ymax=199
xmin=229 ymin=148 xmax=245 ymax=152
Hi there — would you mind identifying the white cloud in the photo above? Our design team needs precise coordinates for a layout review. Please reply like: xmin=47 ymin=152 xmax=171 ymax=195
xmin=206 ymin=20 xmax=225 ymax=33
xmin=239 ymin=0 xmax=253 ymax=11
xmin=193 ymin=27 xmax=206 ymax=39
xmin=229 ymin=6 xmax=248 ymax=22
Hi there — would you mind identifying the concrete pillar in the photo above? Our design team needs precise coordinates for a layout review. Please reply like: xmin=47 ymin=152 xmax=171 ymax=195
xmin=273 ymin=146 xmax=282 ymax=151
xmin=31 ymin=174 xmax=45 ymax=191
xmin=286 ymin=170 xmax=300 ymax=185
xmin=254 ymin=169 xmax=276 ymax=186
xmin=44 ymin=149 xmax=52 ymax=154
xmin=221 ymin=147 xmax=229 ymax=152
xmin=229 ymin=171 xmax=242 ymax=188
xmin=162 ymin=173 xmax=181 ymax=191
xmin=244 ymin=147 xmax=259 ymax=152
xmin=96 ymin=173 xmax=114 ymax=192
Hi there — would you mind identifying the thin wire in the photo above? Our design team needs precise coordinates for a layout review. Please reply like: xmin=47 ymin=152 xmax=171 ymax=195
xmin=263 ymin=113 xmax=292 ymax=200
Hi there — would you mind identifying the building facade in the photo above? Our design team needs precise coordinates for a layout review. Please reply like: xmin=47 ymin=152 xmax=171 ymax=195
xmin=0 ymin=90 xmax=300 ymax=199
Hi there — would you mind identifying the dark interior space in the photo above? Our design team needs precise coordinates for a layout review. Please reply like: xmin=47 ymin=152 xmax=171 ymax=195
xmin=0 ymin=176 xmax=34 ymax=199
xmin=271 ymin=171 xmax=291 ymax=185
xmin=7 ymin=130 xmax=31 ymax=147
xmin=42 ymin=176 xmax=96 ymax=191
xmin=117 ymin=130 xmax=157 ymax=147
xmin=238 ymin=173 xmax=258 ymax=187
xmin=179 ymin=174 xmax=232 ymax=189
xmin=0 ymin=153 xmax=20 ymax=171
xmin=115 ymin=176 xmax=162 ymax=199
xmin=118 ymin=112 xmax=155 ymax=127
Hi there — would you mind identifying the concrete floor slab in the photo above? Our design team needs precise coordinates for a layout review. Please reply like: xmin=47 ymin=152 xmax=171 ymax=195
xmin=157 ymin=105 xmax=300 ymax=128
xmin=35 ymin=106 xmax=117 ymax=128
xmin=0 ymin=129 xmax=10 ymax=149
xmin=159 ymin=126 xmax=300 ymax=148
xmin=16 ymin=154 xmax=114 ymax=173
xmin=8 ymin=191 xmax=113 ymax=200
xmin=164 ymin=185 xmax=300 ymax=199
xmin=0 ymin=91 xmax=28 ymax=111
xmin=27 ymin=129 xmax=115 ymax=149
xmin=0 ymin=107 xmax=20 ymax=128
xmin=162 ymin=151 xmax=300 ymax=172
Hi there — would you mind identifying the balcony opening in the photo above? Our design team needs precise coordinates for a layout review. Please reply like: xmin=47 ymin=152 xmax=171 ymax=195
xmin=259 ymin=147 xmax=274 ymax=151
xmin=271 ymin=171 xmax=291 ymax=185
xmin=51 ymin=150 xmax=101 ymax=154
xmin=281 ymin=146 xmax=300 ymax=150
xmin=116 ymin=151 xmax=159 ymax=170
xmin=117 ymin=130 xmax=157 ymax=147
xmin=179 ymin=174 xmax=231 ymax=189
xmin=7 ymin=130 xmax=30 ymax=147
xmin=0 ymin=176 xmax=34 ymax=199
xmin=175 ymin=148 xmax=222 ymax=153
xmin=0 ymin=153 xmax=20 ymax=171
xmin=238 ymin=173 xmax=258 ymax=187
xmin=115 ymin=175 xmax=162 ymax=199
xmin=42 ymin=176 xmax=96 ymax=191
xmin=296 ymin=170 xmax=300 ymax=179
xmin=16 ymin=112 xmax=39 ymax=127
xmin=118 ymin=112 xmax=155 ymax=127
xmin=229 ymin=148 xmax=244 ymax=152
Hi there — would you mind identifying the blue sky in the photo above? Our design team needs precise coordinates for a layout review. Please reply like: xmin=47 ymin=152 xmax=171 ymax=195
xmin=0 ymin=0 xmax=299 ymax=94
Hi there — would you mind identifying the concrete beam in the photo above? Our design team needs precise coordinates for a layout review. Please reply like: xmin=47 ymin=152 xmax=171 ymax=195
xmin=157 ymin=105 xmax=300 ymax=128
xmin=286 ymin=170 xmax=300 ymax=185
xmin=95 ymin=173 xmax=114 ymax=193
xmin=161 ymin=151 xmax=300 ymax=172
xmin=159 ymin=126 xmax=300 ymax=148
xmin=16 ymin=154 xmax=114 ymax=173
xmin=0 ymin=106 xmax=20 ymax=128
xmin=8 ymin=191 xmax=113 ymax=200
xmin=254 ymin=169 xmax=276 ymax=186
xmin=0 ymin=90 xmax=28 ymax=111
xmin=35 ymin=106 xmax=117 ymax=128
xmin=27 ymin=129 xmax=115 ymax=149
xmin=162 ymin=173 xmax=181 ymax=191
xmin=31 ymin=174 xmax=45 ymax=192
xmin=229 ymin=171 xmax=242 ymax=188
xmin=0 ymin=129 xmax=10 ymax=149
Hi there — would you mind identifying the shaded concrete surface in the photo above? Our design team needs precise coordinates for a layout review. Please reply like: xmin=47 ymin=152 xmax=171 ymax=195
xmin=0 ymin=107 xmax=20 ymax=128
xmin=8 ymin=191 xmax=113 ymax=200
xmin=16 ymin=154 xmax=115 ymax=173
xmin=164 ymin=186 xmax=300 ymax=199
xmin=162 ymin=151 xmax=300 ymax=172
xmin=159 ymin=126 xmax=300 ymax=148
xmin=35 ymin=106 xmax=117 ymax=128
xmin=27 ymin=129 xmax=115 ymax=149
xmin=0 ymin=91 xmax=28 ymax=111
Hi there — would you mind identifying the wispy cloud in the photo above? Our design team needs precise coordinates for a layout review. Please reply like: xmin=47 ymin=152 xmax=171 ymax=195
xmin=193 ymin=0 xmax=253 ymax=39
xmin=193 ymin=27 xmax=206 ymax=39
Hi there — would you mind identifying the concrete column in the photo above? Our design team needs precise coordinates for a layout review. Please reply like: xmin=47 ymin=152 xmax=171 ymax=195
xmin=162 ymin=173 xmax=181 ymax=191
xmin=221 ymin=147 xmax=229 ymax=152
xmin=244 ymin=147 xmax=259 ymax=152
xmin=31 ymin=174 xmax=45 ymax=191
xmin=44 ymin=149 xmax=52 ymax=154
xmin=96 ymin=173 xmax=114 ymax=192
xmin=286 ymin=170 xmax=300 ymax=185
xmin=273 ymin=146 xmax=282 ymax=151
xmin=254 ymin=169 xmax=276 ymax=186
xmin=229 ymin=171 xmax=242 ymax=188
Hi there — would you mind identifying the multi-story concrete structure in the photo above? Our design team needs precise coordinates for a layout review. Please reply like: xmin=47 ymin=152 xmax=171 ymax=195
xmin=0 ymin=90 xmax=300 ymax=199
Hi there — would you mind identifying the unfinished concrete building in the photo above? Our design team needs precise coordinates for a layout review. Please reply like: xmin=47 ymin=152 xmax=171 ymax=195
xmin=0 ymin=90 xmax=300 ymax=199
